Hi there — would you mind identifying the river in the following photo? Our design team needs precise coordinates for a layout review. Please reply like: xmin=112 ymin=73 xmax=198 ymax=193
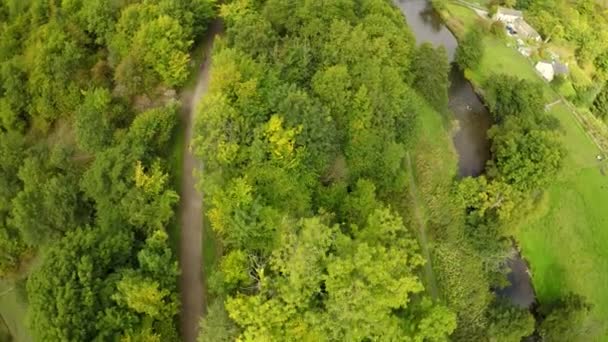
xmin=394 ymin=0 xmax=490 ymax=177
xmin=394 ymin=0 xmax=535 ymax=308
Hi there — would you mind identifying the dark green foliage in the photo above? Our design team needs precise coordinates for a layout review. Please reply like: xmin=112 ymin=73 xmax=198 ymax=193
xmin=484 ymin=74 xmax=544 ymax=124
xmin=487 ymin=117 xmax=564 ymax=191
xmin=487 ymin=299 xmax=535 ymax=342
xmin=592 ymin=83 xmax=608 ymax=120
xmin=0 ymin=0 xmax=215 ymax=337
xmin=0 ymin=131 xmax=26 ymax=275
xmin=490 ymin=20 xmax=506 ymax=39
xmin=10 ymin=148 xmax=85 ymax=246
xmin=27 ymin=227 xmax=180 ymax=341
xmin=482 ymin=74 xmax=564 ymax=193
xmin=412 ymin=43 xmax=450 ymax=113
xmin=75 ymin=88 xmax=116 ymax=153
xmin=456 ymin=28 xmax=484 ymax=71
xmin=538 ymin=293 xmax=593 ymax=341
xmin=27 ymin=226 xmax=134 ymax=341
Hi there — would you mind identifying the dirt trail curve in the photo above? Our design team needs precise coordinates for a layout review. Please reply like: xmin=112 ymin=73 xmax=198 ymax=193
xmin=178 ymin=19 xmax=222 ymax=342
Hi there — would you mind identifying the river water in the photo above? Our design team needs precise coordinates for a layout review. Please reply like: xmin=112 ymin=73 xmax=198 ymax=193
xmin=395 ymin=0 xmax=535 ymax=308
xmin=394 ymin=0 xmax=490 ymax=177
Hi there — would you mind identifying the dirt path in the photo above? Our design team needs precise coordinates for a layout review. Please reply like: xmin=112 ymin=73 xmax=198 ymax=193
xmin=178 ymin=19 xmax=222 ymax=342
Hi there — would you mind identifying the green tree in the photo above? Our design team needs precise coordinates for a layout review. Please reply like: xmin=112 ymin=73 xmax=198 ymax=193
xmin=539 ymin=293 xmax=593 ymax=341
xmin=484 ymin=74 xmax=545 ymax=123
xmin=487 ymin=300 xmax=535 ymax=342
xmin=411 ymin=43 xmax=450 ymax=112
xmin=456 ymin=28 xmax=484 ymax=71
xmin=10 ymin=151 xmax=83 ymax=246
xmin=487 ymin=117 xmax=564 ymax=191
xmin=198 ymin=300 xmax=240 ymax=342
xmin=592 ymin=83 xmax=608 ymax=120
xmin=75 ymin=88 xmax=114 ymax=153
xmin=27 ymin=226 xmax=134 ymax=341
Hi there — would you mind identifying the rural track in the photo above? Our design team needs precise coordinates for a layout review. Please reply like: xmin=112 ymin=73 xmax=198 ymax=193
xmin=178 ymin=18 xmax=222 ymax=342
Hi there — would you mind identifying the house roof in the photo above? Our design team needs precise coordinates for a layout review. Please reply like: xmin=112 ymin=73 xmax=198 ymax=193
xmin=496 ymin=7 xmax=523 ymax=17
xmin=553 ymin=62 xmax=569 ymax=74
xmin=515 ymin=20 xmax=541 ymax=39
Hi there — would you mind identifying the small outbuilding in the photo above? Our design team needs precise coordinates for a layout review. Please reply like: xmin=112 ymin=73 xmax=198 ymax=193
xmin=494 ymin=7 xmax=523 ymax=24
xmin=552 ymin=62 xmax=569 ymax=76
xmin=514 ymin=20 xmax=541 ymax=42
xmin=535 ymin=61 xmax=555 ymax=82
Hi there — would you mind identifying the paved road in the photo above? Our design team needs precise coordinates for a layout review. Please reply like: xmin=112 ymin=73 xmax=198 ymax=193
xmin=178 ymin=19 xmax=222 ymax=342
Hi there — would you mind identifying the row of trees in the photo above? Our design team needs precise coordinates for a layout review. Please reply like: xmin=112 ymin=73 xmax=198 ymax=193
xmin=195 ymin=0 xmax=462 ymax=340
xmin=0 ymin=0 xmax=215 ymax=340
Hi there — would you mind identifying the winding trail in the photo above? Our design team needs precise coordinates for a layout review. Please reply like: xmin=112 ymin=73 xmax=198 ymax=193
xmin=178 ymin=19 xmax=222 ymax=342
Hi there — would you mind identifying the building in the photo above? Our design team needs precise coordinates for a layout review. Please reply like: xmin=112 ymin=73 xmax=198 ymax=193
xmin=513 ymin=20 xmax=541 ymax=42
xmin=493 ymin=7 xmax=523 ymax=24
xmin=535 ymin=61 xmax=569 ymax=82
xmin=552 ymin=62 xmax=569 ymax=76
xmin=535 ymin=61 xmax=555 ymax=81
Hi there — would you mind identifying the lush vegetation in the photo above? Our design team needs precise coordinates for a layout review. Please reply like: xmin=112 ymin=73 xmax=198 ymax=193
xmin=440 ymin=1 xmax=606 ymax=339
xmin=192 ymin=0 xmax=576 ymax=341
xmin=0 ymin=0 xmax=214 ymax=340
xmin=0 ymin=0 xmax=604 ymax=340
xmin=513 ymin=0 xmax=608 ymax=116
xmin=194 ymin=1 xmax=462 ymax=340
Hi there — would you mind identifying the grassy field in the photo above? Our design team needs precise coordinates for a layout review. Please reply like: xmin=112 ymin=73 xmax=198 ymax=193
xmin=443 ymin=2 xmax=608 ymax=337
xmin=0 ymin=280 xmax=31 ymax=342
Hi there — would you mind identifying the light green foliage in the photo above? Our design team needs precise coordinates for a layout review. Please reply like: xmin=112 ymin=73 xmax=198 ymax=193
xmin=526 ymin=0 xmax=608 ymax=72
xmin=110 ymin=1 xmax=213 ymax=93
xmin=198 ymin=301 xmax=239 ymax=342
xmin=432 ymin=244 xmax=492 ymax=341
xmin=456 ymin=176 xmax=517 ymax=222
xmin=133 ymin=15 xmax=192 ymax=86
xmin=122 ymin=160 xmax=179 ymax=233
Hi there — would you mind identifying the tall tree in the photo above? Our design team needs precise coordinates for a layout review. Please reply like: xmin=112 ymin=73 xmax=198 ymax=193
xmin=412 ymin=43 xmax=450 ymax=113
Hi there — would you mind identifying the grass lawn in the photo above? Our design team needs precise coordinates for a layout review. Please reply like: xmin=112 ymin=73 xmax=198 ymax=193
xmin=444 ymin=2 xmax=608 ymax=337
xmin=0 ymin=280 xmax=31 ymax=342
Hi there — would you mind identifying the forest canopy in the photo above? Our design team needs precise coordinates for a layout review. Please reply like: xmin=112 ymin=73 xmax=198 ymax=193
xmin=0 ymin=0 xmax=214 ymax=340
xmin=194 ymin=0 xmax=460 ymax=340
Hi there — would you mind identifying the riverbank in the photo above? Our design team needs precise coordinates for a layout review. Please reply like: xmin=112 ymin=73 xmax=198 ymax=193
xmin=438 ymin=2 xmax=608 ymax=338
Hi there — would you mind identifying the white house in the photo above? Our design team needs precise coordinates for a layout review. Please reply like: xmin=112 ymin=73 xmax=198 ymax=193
xmin=493 ymin=7 xmax=523 ymax=24
xmin=535 ymin=61 xmax=555 ymax=81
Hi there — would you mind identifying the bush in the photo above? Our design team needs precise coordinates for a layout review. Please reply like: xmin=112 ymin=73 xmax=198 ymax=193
xmin=456 ymin=28 xmax=484 ymax=71
xmin=490 ymin=21 xmax=506 ymax=39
